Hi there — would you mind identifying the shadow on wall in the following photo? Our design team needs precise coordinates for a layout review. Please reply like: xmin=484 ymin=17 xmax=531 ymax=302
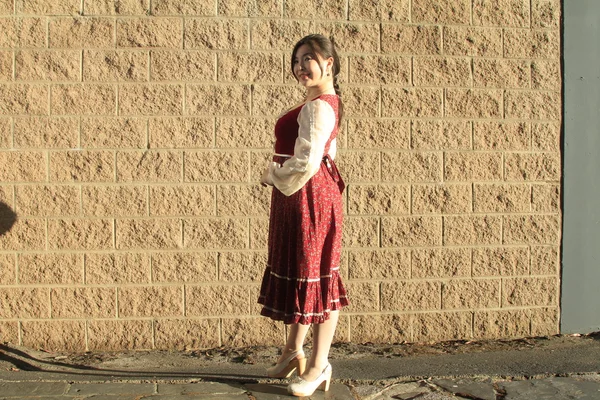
xmin=0 ymin=201 xmax=17 ymax=236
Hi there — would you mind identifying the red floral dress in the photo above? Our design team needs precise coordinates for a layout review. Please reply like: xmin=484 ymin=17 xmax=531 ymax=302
xmin=258 ymin=94 xmax=349 ymax=325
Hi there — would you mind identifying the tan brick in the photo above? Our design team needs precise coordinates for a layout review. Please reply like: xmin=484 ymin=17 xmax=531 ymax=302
xmin=348 ymin=0 xmax=408 ymax=21
xmin=0 ymin=288 xmax=49 ymax=318
xmin=15 ymin=50 xmax=80 ymax=81
xmin=117 ymin=218 xmax=182 ymax=250
xmin=348 ymin=55 xmax=409 ymax=86
xmin=381 ymin=152 xmax=442 ymax=183
xmin=504 ymin=29 xmax=560 ymax=58
xmin=16 ymin=184 xmax=80 ymax=217
xmin=119 ymin=84 xmax=183 ymax=116
xmin=117 ymin=17 xmax=182 ymax=48
xmin=446 ymin=89 xmax=502 ymax=118
xmin=348 ymin=249 xmax=410 ymax=280
xmin=152 ymin=0 xmax=216 ymax=16
xmin=474 ymin=121 xmax=529 ymax=150
xmin=532 ymin=0 xmax=560 ymax=29
xmin=345 ymin=281 xmax=379 ymax=312
xmin=84 ymin=50 xmax=148 ymax=82
xmin=184 ymin=218 xmax=247 ymax=249
xmin=155 ymin=318 xmax=220 ymax=349
xmin=532 ymin=183 xmax=559 ymax=213
xmin=284 ymin=0 xmax=344 ymax=18
xmin=413 ymin=311 xmax=472 ymax=342
xmin=86 ymin=252 xmax=150 ymax=284
xmin=49 ymin=17 xmax=114 ymax=48
xmin=412 ymin=120 xmax=471 ymax=150
xmin=382 ymin=216 xmax=442 ymax=247
xmin=50 ymin=150 xmax=114 ymax=182
xmin=48 ymin=218 xmax=113 ymax=250
xmin=0 ymin=17 xmax=46 ymax=48
xmin=503 ymin=276 xmax=558 ymax=306
xmin=382 ymin=24 xmax=441 ymax=55
xmin=0 ymin=254 xmax=16 ymax=285
xmin=0 ymin=151 xmax=46 ymax=182
xmin=445 ymin=152 xmax=503 ymax=182
xmin=413 ymin=183 xmax=472 ymax=214
xmin=82 ymin=185 xmax=146 ymax=217
xmin=473 ymin=59 xmax=530 ymax=89
xmin=217 ymin=185 xmax=269 ymax=217
xmin=0 ymin=0 xmax=12 ymax=14
xmin=51 ymin=84 xmax=116 ymax=115
xmin=31 ymin=265 xmax=87 ymax=304
xmin=222 ymin=317 xmax=283 ymax=347
xmin=149 ymin=185 xmax=214 ymax=217
xmin=150 ymin=117 xmax=213 ymax=149
xmin=443 ymin=279 xmax=500 ymax=309
xmin=249 ymin=151 xmax=271 ymax=182
xmin=82 ymin=117 xmax=146 ymax=148
xmin=216 ymin=117 xmax=273 ymax=149
xmin=444 ymin=215 xmax=502 ymax=245
xmin=505 ymin=90 xmax=560 ymax=120
xmin=88 ymin=320 xmax=152 ymax=350
xmin=472 ymin=247 xmax=529 ymax=277
xmin=505 ymin=153 xmax=560 ymax=181
xmin=154 ymin=252 xmax=217 ymax=283
xmin=22 ymin=321 xmax=86 ymax=352
xmin=0 ymin=51 xmax=11 ymax=81
xmin=412 ymin=248 xmax=471 ymax=278
xmin=342 ymin=86 xmax=380 ymax=119
xmin=249 ymin=217 xmax=268 ymax=249
xmin=473 ymin=0 xmax=529 ymax=27
xmin=347 ymin=119 xmax=409 ymax=149
xmin=382 ymin=88 xmax=442 ymax=118
xmin=473 ymin=183 xmax=530 ymax=213
xmin=414 ymin=56 xmax=471 ymax=87
xmin=532 ymin=122 xmax=559 ymax=152
xmin=219 ymin=251 xmax=265 ymax=282
xmin=382 ymin=281 xmax=441 ymax=311
xmin=218 ymin=0 xmax=279 ymax=17
xmin=14 ymin=117 xmax=78 ymax=148
xmin=348 ymin=184 xmax=409 ymax=215
xmin=17 ymin=0 xmax=80 ymax=14
xmin=84 ymin=0 xmax=148 ymax=15
xmin=250 ymin=20 xmax=310 ymax=51
xmin=0 ymin=117 xmax=10 ymax=148
xmin=187 ymin=284 xmax=250 ymax=316
xmin=151 ymin=50 xmax=215 ymax=82
xmin=531 ymin=246 xmax=559 ymax=276
xmin=443 ymin=26 xmax=502 ymax=57
xmin=0 ymin=218 xmax=45 ymax=251
xmin=186 ymin=19 xmax=247 ymax=50
xmin=504 ymin=215 xmax=560 ymax=245
xmin=530 ymin=307 xmax=559 ymax=336
xmin=0 ymin=322 xmax=19 ymax=346
xmin=252 ymin=84 xmax=305 ymax=117
xmin=412 ymin=0 xmax=470 ymax=24
xmin=0 ymin=83 xmax=48 ymax=115
xmin=184 ymin=150 xmax=248 ymax=182
xmin=51 ymin=287 xmax=115 ymax=318
xmin=474 ymin=310 xmax=530 ymax=339
xmin=119 ymin=285 xmax=183 ymax=317
xmin=350 ymin=314 xmax=410 ymax=343
xmin=186 ymin=84 xmax=250 ymax=116
xmin=117 ymin=150 xmax=182 ymax=182
xmin=343 ymin=216 xmax=379 ymax=248
xmin=314 ymin=22 xmax=379 ymax=53
xmin=531 ymin=60 xmax=560 ymax=90
xmin=0 ymin=183 xmax=13 ymax=204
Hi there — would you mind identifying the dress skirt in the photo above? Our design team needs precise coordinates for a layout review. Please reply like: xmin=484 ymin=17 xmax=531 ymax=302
xmin=258 ymin=155 xmax=349 ymax=325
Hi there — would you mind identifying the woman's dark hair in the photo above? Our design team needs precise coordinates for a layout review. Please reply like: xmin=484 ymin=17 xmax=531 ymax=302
xmin=291 ymin=34 xmax=344 ymax=125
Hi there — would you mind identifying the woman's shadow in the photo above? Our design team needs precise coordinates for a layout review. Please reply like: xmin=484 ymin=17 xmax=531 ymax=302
xmin=0 ymin=201 xmax=17 ymax=236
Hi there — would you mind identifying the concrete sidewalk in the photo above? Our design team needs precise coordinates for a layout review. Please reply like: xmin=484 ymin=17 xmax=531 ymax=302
xmin=0 ymin=335 xmax=599 ymax=399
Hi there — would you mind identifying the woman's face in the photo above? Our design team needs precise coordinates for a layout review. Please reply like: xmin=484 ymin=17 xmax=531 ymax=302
xmin=293 ymin=44 xmax=332 ymax=88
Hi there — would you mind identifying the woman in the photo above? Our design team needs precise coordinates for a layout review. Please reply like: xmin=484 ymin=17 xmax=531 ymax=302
xmin=258 ymin=34 xmax=349 ymax=397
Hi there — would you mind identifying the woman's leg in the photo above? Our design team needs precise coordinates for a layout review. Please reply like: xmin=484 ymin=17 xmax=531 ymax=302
xmin=301 ymin=310 xmax=339 ymax=380
xmin=278 ymin=322 xmax=311 ymax=363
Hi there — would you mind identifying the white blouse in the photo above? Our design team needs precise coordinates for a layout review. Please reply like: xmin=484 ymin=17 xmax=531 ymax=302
xmin=266 ymin=99 xmax=337 ymax=196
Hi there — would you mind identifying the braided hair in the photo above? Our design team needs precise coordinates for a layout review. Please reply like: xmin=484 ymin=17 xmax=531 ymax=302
xmin=291 ymin=34 xmax=344 ymax=125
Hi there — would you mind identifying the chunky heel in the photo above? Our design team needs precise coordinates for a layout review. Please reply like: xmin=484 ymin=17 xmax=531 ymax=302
xmin=287 ymin=363 xmax=332 ymax=397
xmin=297 ymin=357 xmax=307 ymax=376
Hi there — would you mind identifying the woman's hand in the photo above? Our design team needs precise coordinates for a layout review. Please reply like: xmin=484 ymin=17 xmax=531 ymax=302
xmin=260 ymin=165 xmax=274 ymax=187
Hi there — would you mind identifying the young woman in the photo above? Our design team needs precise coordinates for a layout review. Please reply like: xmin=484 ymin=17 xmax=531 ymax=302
xmin=258 ymin=34 xmax=349 ymax=397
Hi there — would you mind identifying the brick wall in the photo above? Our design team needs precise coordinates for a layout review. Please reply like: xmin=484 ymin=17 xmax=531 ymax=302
xmin=0 ymin=0 xmax=561 ymax=351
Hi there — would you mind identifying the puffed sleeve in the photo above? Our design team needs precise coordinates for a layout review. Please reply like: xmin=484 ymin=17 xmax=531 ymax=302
xmin=268 ymin=99 xmax=336 ymax=196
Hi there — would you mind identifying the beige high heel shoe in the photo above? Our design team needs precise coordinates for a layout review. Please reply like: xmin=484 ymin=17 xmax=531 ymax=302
xmin=287 ymin=363 xmax=332 ymax=397
xmin=266 ymin=350 xmax=306 ymax=378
